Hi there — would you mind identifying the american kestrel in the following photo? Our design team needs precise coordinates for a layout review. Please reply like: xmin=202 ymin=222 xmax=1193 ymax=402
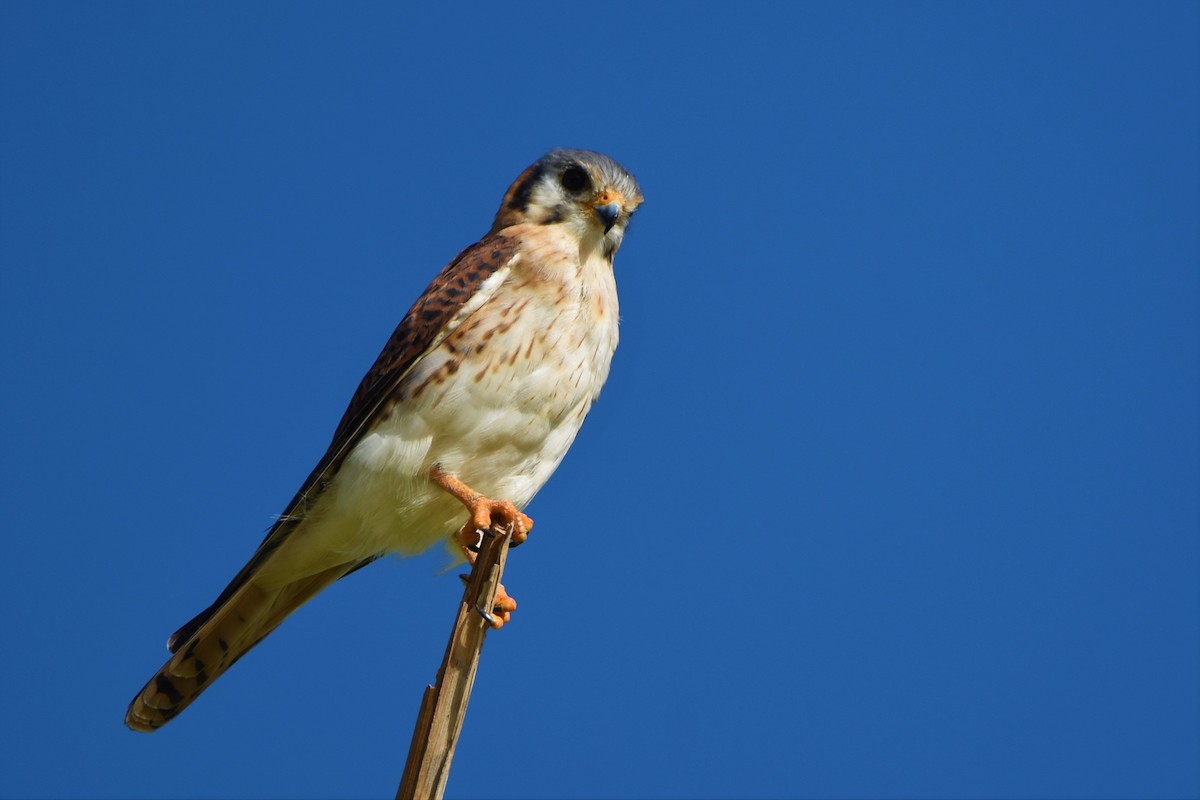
xmin=126 ymin=149 xmax=643 ymax=732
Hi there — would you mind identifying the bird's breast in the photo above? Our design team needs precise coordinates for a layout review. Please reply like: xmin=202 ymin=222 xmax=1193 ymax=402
xmin=330 ymin=237 xmax=619 ymax=557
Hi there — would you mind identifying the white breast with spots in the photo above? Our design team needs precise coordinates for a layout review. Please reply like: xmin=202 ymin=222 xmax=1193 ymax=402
xmin=325 ymin=229 xmax=619 ymax=561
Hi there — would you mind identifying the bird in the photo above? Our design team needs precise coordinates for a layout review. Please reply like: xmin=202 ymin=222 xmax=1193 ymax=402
xmin=125 ymin=148 xmax=643 ymax=732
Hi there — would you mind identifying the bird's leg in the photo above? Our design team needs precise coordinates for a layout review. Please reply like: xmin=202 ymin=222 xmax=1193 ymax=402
xmin=430 ymin=466 xmax=533 ymax=549
xmin=432 ymin=466 xmax=530 ymax=630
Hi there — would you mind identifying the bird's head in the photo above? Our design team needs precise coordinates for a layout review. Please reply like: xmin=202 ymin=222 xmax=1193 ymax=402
xmin=491 ymin=148 xmax=643 ymax=260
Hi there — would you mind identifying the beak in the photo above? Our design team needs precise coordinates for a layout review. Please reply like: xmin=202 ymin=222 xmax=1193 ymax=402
xmin=593 ymin=201 xmax=621 ymax=233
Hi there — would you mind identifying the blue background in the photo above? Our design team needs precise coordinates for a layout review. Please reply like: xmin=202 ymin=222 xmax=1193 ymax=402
xmin=2 ymin=3 xmax=1197 ymax=798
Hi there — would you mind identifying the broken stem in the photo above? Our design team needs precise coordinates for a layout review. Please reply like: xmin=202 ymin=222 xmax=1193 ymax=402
xmin=396 ymin=524 xmax=512 ymax=800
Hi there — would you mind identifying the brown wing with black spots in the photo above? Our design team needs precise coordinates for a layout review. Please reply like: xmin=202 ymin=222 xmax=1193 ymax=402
xmin=162 ymin=233 xmax=519 ymax=653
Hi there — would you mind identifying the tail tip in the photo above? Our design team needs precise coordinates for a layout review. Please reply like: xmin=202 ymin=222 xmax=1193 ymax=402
xmin=124 ymin=699 xmax=165 ymax=733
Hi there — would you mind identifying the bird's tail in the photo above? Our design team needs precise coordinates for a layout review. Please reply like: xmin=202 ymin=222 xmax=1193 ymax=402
xmin=124 ymin=562 xmax=355 ymax=732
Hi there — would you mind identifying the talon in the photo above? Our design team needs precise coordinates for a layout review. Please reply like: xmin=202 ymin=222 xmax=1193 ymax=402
xmin=508 ymin=510 xmax=532 ymax=547
xmin=457 ymin=526 xmax=484 ymax=553
xmin=469 ymin=497 xmax=532 ymax=544
xmin=487 ymin=583 xmax=517 ymax=629
xmin=432 ymin=466 xmax=533 ymax=548
xmin=494 ymin=583 xmax=517 ymax=614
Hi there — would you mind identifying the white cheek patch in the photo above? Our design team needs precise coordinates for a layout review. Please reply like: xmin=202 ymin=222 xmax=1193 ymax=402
xmin=530 ymin=179 xmax=563 ymax=211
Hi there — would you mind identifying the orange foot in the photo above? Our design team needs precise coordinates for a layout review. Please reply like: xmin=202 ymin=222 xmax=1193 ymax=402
xmin=485 ymin=580 xmax=518 ymax=629
xmin=457 ymin=557 xmax=519 ymax=629
xmin=430 ymin=466 xmax=533 ymax=548
xmin=432 ymin=466 xmax=531 ymax=629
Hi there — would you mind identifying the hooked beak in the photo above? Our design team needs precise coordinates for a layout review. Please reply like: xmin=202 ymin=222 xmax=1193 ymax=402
xmin=593 ymin=201 xmax=621 ymax=233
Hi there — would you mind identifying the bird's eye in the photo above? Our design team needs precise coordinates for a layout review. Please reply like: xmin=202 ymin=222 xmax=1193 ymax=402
xmin=560 ymin=166 xmax=589 ymax=193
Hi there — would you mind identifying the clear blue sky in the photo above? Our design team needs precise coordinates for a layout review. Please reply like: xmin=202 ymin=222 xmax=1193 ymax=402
xmin=1 ymin=3 xmax=1196 ymax=798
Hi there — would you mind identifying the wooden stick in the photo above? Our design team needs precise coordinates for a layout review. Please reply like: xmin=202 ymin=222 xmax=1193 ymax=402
xmin=397 ymin=526 xmax=512 ymax=800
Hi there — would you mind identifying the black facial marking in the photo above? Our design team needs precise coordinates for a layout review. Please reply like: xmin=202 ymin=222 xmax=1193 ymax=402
xmin=541 ymin=207 xmax=565 ymax=225
xmin=506 ymin=166 xmax=544 ymax=211
xmin=602 ymin=236 xmax=618 ymax=262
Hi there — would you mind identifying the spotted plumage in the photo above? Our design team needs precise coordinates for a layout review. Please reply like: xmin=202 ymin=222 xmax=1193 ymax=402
xmin=126 ymin=149 xmax=643 ymax=732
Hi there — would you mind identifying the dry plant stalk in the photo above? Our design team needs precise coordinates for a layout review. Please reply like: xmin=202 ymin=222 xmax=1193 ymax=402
xmin=396 ymin=525 xmax=512 ymax=800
